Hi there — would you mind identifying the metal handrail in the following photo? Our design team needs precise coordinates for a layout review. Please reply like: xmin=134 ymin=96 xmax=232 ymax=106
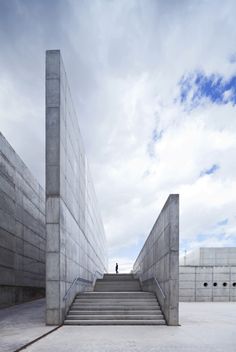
xmin=92 ymin=270 xmax=103 ymax=285
xmin=63 ymin=277 xmax=92 ymax=302
xmin=93 ymin=270 xmax=103 ymax=278
xmin=154 ymin=277 xmax=165 ymax=299
xmin=63 ymin=270 xmax=104 ymax=302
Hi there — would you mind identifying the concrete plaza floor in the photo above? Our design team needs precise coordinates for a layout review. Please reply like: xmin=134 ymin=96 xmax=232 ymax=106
xmin=0 ymin=299 xmax=55 ymax=352
xmin=1 ymin=301 xmax=236 ymax=352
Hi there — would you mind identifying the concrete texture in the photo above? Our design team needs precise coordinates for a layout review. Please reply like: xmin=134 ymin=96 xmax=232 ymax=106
xmin=133 ymin=195 xmax=179 ymax=325
xmin=180 ymin=247 xmax=236 ymax=266
xmin=0 ymin=298 xmax=54 ymax=352
xmin=64 ymin=274 xmax=166 ymax=325
xmin=46 ymin=50 xmax=107 ymax=325
xmin=0 ymin=132 xmax=46 ymax=307
xmin=180 ymin=265 xmax=236 ymax=301
xmin=23 ymin=302 xmax=236 ymax=352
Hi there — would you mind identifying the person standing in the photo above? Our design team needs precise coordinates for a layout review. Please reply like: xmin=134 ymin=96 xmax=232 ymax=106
xmin=115 ymin=263 xmax=118 ymax=274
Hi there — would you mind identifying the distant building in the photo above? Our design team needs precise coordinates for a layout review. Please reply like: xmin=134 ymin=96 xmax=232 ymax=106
xmin=179 ymin=247 xmax=236 ymax=302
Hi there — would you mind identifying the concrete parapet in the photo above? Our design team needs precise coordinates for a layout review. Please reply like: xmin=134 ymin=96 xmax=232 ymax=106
xmin=133 ymin=194 xmax=179 ymax=325
xmin=180 ymin=247 xmax=236 ymax=266
xmin=45 ymin=50 xmax=107 ymax=325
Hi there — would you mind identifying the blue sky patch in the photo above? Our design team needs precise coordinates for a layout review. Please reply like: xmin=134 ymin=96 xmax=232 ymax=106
xmin=200 ymin=164 xmax=220 ymax=177
xmin=152 ymin=128 xmax=163 ymax=142
xmin=179 ymin=71 xmax=236 ymax=109
xmin=147 ymin=128 xmax=163 ymax=158
xmin=180 ymin=232 xmax=233 ymax=252
xmin=217 ymin=218 xmax=228 ymax=226
xmin=229 ymin=53 xmax=236 ymax=63
xmin=196 ymin=233 xmax=227 ymax=242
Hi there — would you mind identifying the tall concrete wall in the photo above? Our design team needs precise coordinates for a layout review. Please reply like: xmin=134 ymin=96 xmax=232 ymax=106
xmin=133 ymin=194 xmax=179 ymax=326
xmin=180 ymin=247 xmax=236 ymax=266
xmin=46 ymin=50 xmax=108 ymax=325
xmin=0 ymin=132 xmax=46 ymax=307
xmin=179 ymin=266 xmax=236 ymax=301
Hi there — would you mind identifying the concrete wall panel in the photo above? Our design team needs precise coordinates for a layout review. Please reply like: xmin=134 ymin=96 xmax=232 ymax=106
xmin=133 ymin=194 xmax=179 ymax=326
xmin=46 ymin=50 xmax=107 ymax=325
xmin=179 ymin=265 xmax=236 ymax=301
xmin=181 ymin=247 xmax=236 ymax=266
xmin=0 ymin=133 xmax=46 ymax=307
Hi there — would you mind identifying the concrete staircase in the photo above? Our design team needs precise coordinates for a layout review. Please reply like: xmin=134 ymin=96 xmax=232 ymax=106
xmin=64 ymin=274 xmax=166 ymax=325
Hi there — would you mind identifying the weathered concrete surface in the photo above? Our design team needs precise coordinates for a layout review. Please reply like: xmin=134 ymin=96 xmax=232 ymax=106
xmin=0 ymin=299 xmax=55 ymax=352
xmin=180 ymin=265 xmax=236 ymax=302
xmin=180 ymin=247 xmax=236 ymax=266
xmin=23 ymin=302 xmax=236 ymax=352
xmin=46 ymin=50 xmax=107 ymax=325
xmin=0 ymin=132 xmax=46 ymax=307
xmin=133 ymin=194 xmax=179 ymax=325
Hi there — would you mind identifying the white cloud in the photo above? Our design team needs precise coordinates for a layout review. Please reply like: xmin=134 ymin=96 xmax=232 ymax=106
xmin=0 ymin=0 xmax=236 ymax=272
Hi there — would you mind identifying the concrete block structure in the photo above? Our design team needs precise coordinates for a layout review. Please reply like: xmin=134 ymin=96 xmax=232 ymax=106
xmin=46 ymin=50 xmax=108 ymax=325
xmin=133 ymin=194 xmax=179 ymax=326
xmin=180 ymin=247 xmax=236 ymax=266
xmin=0 ymin=132 xmax=46 ymax=307
xmin=179 ymin=248 xmax=236 ymax=301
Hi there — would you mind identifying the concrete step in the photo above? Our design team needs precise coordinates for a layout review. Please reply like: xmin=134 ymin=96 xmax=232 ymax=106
xmin=74 ymin=297 xmax=157 ymax=304
xmin=94 ymin=284 xmax=140 ymax=287
xmin=64 ymin=319 xmax=166 ymax=325
xmin=71 ymin=306 xmax=160 ymax=311
xmin=73 ymin=300 xmax=158 ymax=307
xmin=66 ymin=314 xmax=162 ymax=320
xmin=70 ymin=306 xmax=161 ymax=311
xmin=95 ymin=285 xmax=140 ymax=288
xmin=71 ymin=305 xmax=160 ymax=310
xmin=94 ymin=287 xmax=141 ymax=292
xmin=73 ymin=299 xmax=158 ymax=304
xmin=78 ymin=291 xmax=153 ymax=294
xmin=73 ymin=301 xmax=158 ymax=305
xmin=68 ymin=310 xmax=163 ymax=315
xmin=64 ymin=275 xmax=166 ymax=325
xmin=77 ymin=292 xmax=153 ymax=298
xmin=102 ymin=274 xmax=134 ymax=281
xmin=95 ymin=280 xmax=139 ymax=284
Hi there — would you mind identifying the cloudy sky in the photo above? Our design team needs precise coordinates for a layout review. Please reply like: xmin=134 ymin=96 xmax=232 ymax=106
xmin=0 ymin=0 xmax=236 ymax=272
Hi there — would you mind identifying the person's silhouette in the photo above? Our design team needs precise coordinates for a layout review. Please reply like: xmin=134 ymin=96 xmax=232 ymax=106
xmin=115 ymin=263 xmax=118 ymax=274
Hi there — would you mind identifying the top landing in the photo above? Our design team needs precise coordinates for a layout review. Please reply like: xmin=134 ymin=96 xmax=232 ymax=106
xmin=103 ymin=274 xmax=134 ymax=281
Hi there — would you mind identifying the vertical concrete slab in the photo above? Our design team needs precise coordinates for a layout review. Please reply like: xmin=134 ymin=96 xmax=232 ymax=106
xmin=45 ymin=50 xmax=107 ymax=325
xmin=133 ymin=194 xmax=179 ymax=326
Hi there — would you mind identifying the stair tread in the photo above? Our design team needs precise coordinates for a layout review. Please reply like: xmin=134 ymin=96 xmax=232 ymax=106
xmin=76 ymin=291 xmax=155 ymax=298
xmin=72 ymin=302 xmax=160 ymax=305
xmin=67 ymin=314 xmax=163 ymax=320
xmin=74 ymin=300 xmax=157 ymax=302
xmin=78 ymin=292 xmax=153 ymax=294
xmin=70 ymin=308 xmax=161 ymax=311
xmin=68 ymin=311 xmax=162 ymax=314
xmin=64 ymin=319 xmax=166 ymax=325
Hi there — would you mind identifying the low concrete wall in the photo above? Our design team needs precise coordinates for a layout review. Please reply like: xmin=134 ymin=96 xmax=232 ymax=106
xmin=180 ymin=248 xmax=236 ymax=266
xmin=133 ymin=194 xmax=179 ymax=325
xmin=0 ymin=133 xmax=46 ymax=307
xmin=180 ymin=265 xmax=236 ymax=301
xmin=46 ymin=50 xmax=108 ymax=325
